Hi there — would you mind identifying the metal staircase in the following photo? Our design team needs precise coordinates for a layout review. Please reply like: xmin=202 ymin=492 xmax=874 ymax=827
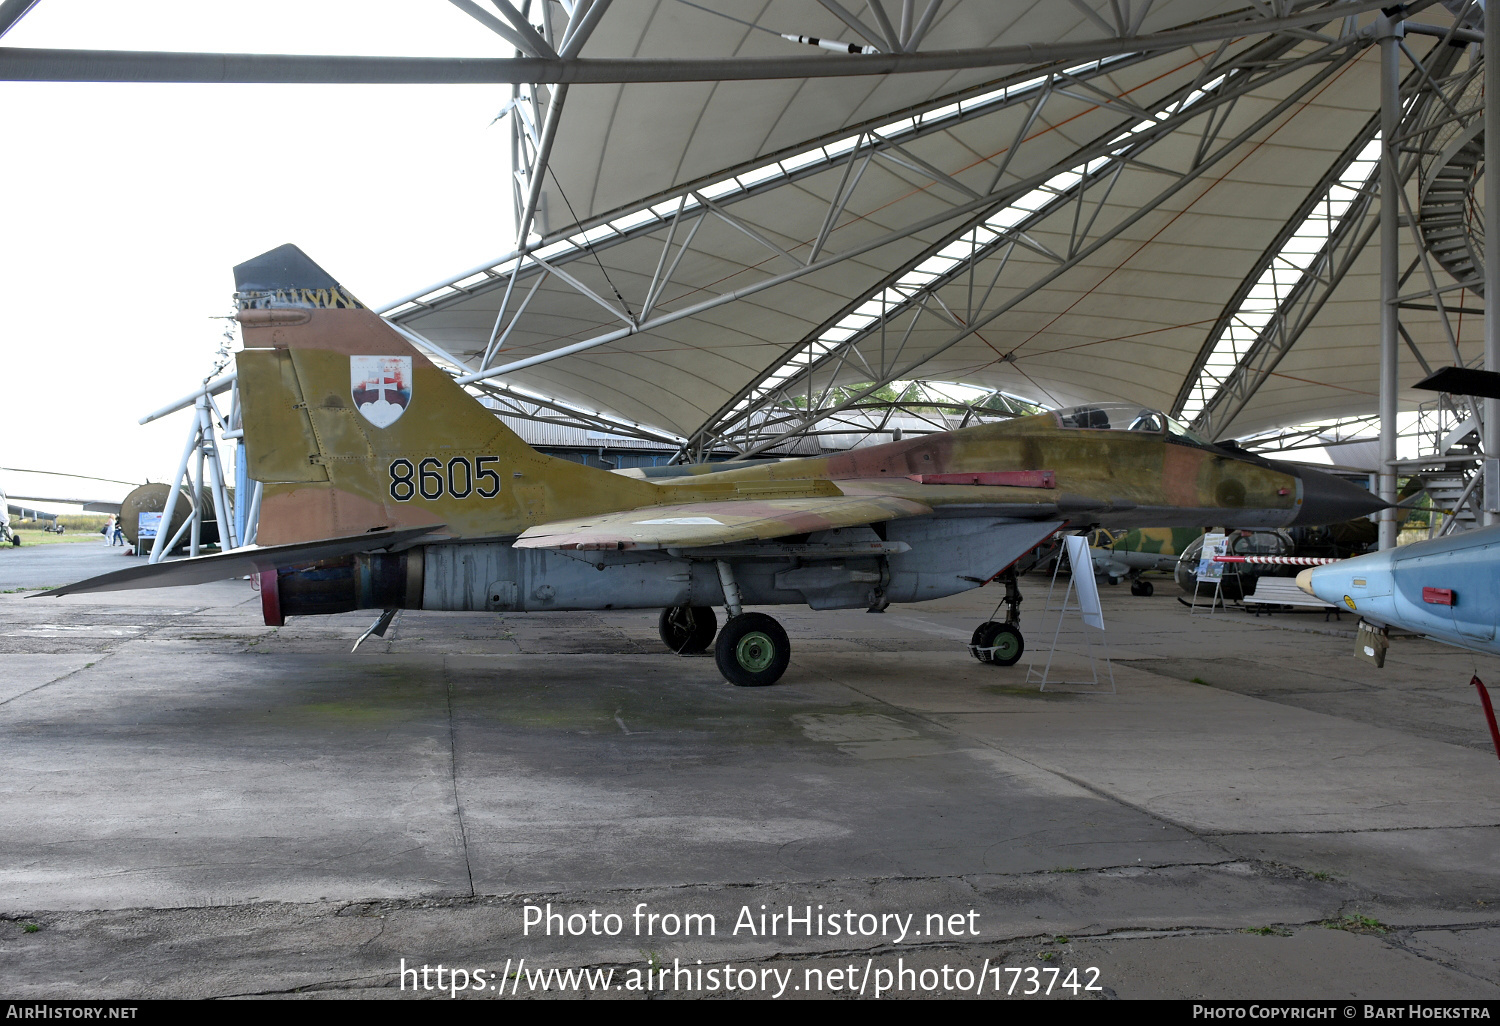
xmin=1418 ymin=121 xmax=1484 ymax=293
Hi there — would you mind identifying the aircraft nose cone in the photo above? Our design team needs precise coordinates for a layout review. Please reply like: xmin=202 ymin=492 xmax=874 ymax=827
xmin=1295 ymin=567 xmax=1315 ymax=595
xmin=1291 ymin=466 xmax=1389 ymax=526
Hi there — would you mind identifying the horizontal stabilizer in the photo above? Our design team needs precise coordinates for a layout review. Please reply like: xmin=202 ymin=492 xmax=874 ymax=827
xmin=1414 ymin=366 xmax=1500 ymax=401
xmin=36 ymin=526 xmax=440 ymax=597
xmin=516 ymin=495 xmax=931 ymax=551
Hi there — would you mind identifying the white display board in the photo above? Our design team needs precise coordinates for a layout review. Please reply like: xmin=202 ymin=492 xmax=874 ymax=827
xmin=1196 ymin=531 xmax=1227 ymax=582
xmin=1064 ymin=535 xmax=1105 ymax=631
xmin=137 ymin=511 xmax=162 ymax=540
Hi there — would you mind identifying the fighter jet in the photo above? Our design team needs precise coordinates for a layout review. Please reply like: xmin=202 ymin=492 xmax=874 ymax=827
xmin=44 ymin=245 xmax=1387 ymax=686
xmin=1297 ymin=365 xmax=1500 ymax=662
xmin=1087 ymin=527 xmax=1205 ymax=596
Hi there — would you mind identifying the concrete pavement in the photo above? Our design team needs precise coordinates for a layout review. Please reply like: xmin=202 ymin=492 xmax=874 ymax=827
xmin=1 ymin=545 xmax=1497 ymax=999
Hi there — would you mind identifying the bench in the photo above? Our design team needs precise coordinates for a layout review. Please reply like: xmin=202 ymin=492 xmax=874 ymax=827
xmin=1243 ymin=576 xmax=1342 ymax=620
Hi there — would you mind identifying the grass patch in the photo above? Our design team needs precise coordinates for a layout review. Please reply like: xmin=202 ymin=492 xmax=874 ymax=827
xmin=1 ymin=587 xmax=44 ymax=594
xmin=1054 ymin=935 xmax=1070 ymax=944
xmin=7 ymin=532 xmax=115 ymax=547
xmin=1242 ymin=926 xmax=1292 ymax=936
xmin=1051 ymin=866 xmax=1080 ymax=873
xmin=22 ymin=923 xmax=40 ymax=933
xmin=1324 ymin=913 xmax=1386 ymax=935
xmin=1190 ymin=677 xmax=1211 ymax=685
xmin=1038 ymin=950 xmax=1056 ymax=961
xmin=1311 ymin=870 xmax=1334 ymax=881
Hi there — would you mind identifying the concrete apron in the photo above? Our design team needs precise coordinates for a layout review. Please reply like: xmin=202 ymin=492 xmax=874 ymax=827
xmin=0 ymin=571 xmax=1497 ymax=1000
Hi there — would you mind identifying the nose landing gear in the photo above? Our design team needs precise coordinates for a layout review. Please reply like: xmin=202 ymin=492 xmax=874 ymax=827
xmin=970 ymin=569 xmax=1025 ymax=666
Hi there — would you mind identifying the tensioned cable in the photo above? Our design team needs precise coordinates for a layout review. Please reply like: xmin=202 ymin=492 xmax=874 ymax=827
xmin=545 ymin=164 xmax=637 ymax=323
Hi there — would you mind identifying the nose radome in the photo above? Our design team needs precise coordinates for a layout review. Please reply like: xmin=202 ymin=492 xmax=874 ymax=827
xmin=1296 ymin=567 xmax=1315 ymax=595
xmin=1291 ymin=466 xmax=1389 ymax=526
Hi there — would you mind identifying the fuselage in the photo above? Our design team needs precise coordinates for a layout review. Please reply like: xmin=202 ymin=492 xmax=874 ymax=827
xmin=1298 ymin=525 xmax=1500 ymax=656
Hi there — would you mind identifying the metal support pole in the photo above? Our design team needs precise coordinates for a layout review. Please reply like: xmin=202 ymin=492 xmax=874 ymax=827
xmin=190 ymin=407 xmax=205 ymax=559
xmin=149 ymin=406 xmax=204 ymax=564
xmin=1378 ymin=16 xmax=1403 ymax=550
xmin=199 ymin=401 xmax=236 ymax=550
xmin=515 ymin=83 xmax=567 ymax=246
xmin=243 ymin=480 xmax=263 ymax=547
xmin=1486 ymin=22 xmax=1500 ymax=524
xmin=234 ymin=440 xmax=249 ymax=545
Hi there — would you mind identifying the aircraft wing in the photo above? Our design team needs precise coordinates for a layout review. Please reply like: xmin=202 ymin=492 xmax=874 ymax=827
xmin=36 ymin=526 xmax=440 ymax=597
xmin=515 ymin=495 xmax=932 ymax=551
xmin=8 ymin=503 xmax=59 ymax=521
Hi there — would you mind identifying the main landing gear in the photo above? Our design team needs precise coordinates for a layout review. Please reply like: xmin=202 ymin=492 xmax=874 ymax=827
xmin=657 ymin=561 xmax=795 ymax=686
xmin=1130 ymin=579 xmax=1154 ymax=597
xmin=970 ymin=569 xmax=1025 ymax=667
xmin=715 ymin=612 xmax=791 ymax=687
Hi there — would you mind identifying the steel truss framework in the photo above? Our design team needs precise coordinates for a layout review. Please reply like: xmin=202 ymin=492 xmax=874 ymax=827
xmin=685 ymin=30 xmax=1374 ymax=460
xmin=1176 ymin=27 xmax=1473 ymax=440
xmin=363 ymin=2 xmax=1488 ymax=477
xmin=17 ymin=1 xmax=1490 ymax=542
xmin=371 ymin=8 xmax=1466 ymax=465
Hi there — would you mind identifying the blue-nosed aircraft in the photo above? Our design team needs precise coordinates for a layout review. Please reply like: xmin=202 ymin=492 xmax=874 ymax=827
xmin=1297 ymin=366 xmax=1500 ymax=660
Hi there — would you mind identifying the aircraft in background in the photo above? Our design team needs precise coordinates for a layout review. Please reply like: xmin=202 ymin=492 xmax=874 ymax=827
xmin=47 ymin=245 xmax=1387 ymax=686
xmin=1087 ymin=527 xmax=1204 ymax=596
xmin=1298 ymin=365 xmax=1500 ymax=662
xmin=0 ymin=468 xmax=130 ymax=546
xmin=1 ymin=486 xmax=58 ymax=546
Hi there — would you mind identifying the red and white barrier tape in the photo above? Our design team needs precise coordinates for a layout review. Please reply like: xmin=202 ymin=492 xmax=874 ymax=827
xmin=1212 ymin=555 xmax=1339 ymax=566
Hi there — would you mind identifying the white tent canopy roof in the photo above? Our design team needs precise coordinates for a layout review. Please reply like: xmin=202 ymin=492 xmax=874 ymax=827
xmin=380 ymin=1 xmax=1478 ymax=454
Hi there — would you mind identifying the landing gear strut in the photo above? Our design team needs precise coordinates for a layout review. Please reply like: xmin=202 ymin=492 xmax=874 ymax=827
xmin=712 ymin=560 xmax=791 ymax=686
xmin=970 ymin=569 xmax=1025 ymax=667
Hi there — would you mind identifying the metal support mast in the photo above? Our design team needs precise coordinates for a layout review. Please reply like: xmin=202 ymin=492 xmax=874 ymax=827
xmin=1378 ymin=14 xmax=1404 ymax=550
xmin=1486 ymin=13 xmax=1500 ymax=525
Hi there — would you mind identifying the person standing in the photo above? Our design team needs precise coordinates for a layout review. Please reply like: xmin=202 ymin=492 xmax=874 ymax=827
xmin=102 ymin=514 xmax=116 ymax=545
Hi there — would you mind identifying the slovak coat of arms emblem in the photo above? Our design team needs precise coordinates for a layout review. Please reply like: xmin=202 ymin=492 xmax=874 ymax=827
xmin=351 ymin=355 xmax=412 ymax=428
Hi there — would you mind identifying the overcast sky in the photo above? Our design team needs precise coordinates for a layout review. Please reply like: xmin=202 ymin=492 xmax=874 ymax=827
xmin=2 ymin=1 xmax=522 ymax=505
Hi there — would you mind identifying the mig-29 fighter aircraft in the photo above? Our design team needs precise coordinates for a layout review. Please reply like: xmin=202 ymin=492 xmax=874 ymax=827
xmin=46 ymin=246 xmax=1387 ymax=686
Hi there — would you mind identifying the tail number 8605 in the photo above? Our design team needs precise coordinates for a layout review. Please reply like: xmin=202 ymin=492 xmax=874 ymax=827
xmin=389 ymin=457 xmax=501 ymax=502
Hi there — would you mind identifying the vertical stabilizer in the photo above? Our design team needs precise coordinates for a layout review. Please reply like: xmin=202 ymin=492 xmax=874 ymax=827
xmin=233 ymin=246 xmax=659 ymax=546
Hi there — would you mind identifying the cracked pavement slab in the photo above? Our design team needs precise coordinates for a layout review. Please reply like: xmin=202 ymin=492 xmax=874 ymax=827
xmin=1 ymin=550 xmax=1498 ymax=999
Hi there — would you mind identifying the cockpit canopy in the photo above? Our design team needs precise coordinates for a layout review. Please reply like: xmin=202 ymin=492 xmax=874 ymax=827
xmin=1052 ymin=403 xmax=1209 ymax=445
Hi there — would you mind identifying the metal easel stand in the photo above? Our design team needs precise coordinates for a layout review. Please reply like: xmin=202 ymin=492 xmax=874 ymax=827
xmin=1025 ymin=544 xmax=1115 ymax=694
xmin=1188 ymin=573 xmax=1228 ymax=616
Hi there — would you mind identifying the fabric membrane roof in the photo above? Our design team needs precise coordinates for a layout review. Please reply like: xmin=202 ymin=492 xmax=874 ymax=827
xmin=377 ymin=0 xmax=1479 ymax=455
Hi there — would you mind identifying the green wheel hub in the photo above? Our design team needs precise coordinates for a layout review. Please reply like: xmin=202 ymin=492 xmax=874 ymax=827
xmin=735 ymin=632 xmax=777 ymax=672
xmin=992 ymin=632 xmax=1020 ymax=661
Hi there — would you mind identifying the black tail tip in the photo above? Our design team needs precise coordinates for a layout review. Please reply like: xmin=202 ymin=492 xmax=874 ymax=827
xmin=233 ymin=244 xmax=340 ymax=293
xmin=233 ymin=245 xmax=363 ymax=310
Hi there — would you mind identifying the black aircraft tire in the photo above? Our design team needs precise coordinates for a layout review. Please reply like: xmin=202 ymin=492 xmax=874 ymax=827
xmin=1131 ymin=580 xmax=1154 ymax=597
xmin=970 ymin=620 xmax=1000 ymax=660
xmin=714 ymin=612 xmax=790 ymax=687
xmin=972 ymin=621 xmax=1024 ymax=666
xmin=658 ymin=605 xmax=718 ymax=654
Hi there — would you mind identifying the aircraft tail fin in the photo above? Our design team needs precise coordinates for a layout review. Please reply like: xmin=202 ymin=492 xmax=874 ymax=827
xmin=233 ymin=245 xmax=657 ymax=546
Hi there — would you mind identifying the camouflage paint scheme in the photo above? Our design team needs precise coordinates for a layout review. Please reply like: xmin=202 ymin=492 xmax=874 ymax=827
xmin=238 ymin=304 xmax=1311 ymax=550
xmin=1105 ymin=527 xmax=1207 ymax=556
